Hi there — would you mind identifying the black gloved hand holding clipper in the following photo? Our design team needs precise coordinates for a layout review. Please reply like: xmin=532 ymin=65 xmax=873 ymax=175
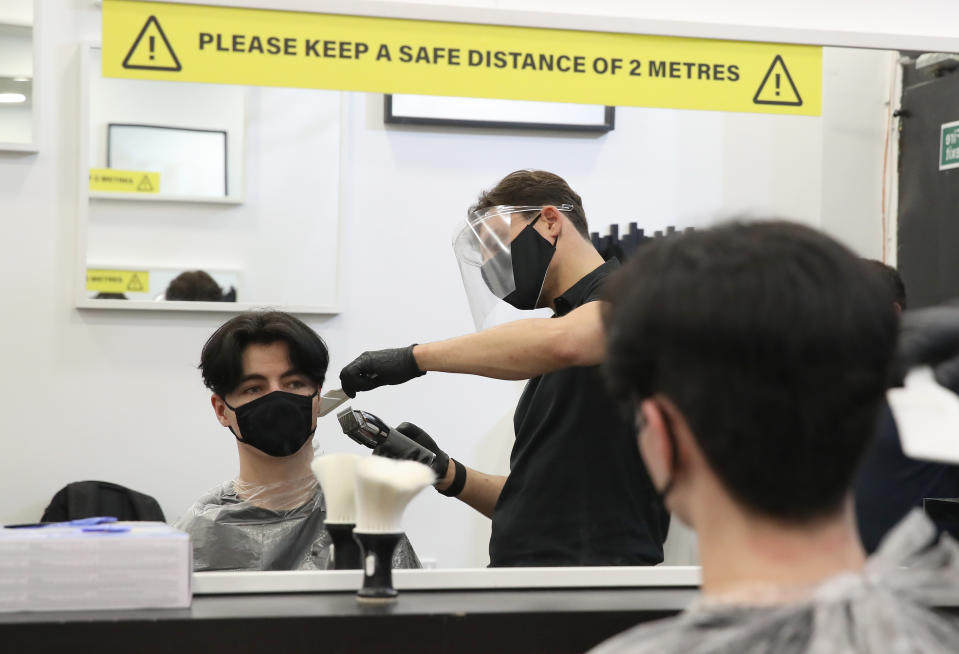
xmin=383 ymin=422 xmax=466 ymax=498
xmin=375 ymin=422 xmax=450 ymax=481
xmin=338 ymin=408 xmax=465 ymax=497
xmin=340 ymin=345 xmax=425 ymax=397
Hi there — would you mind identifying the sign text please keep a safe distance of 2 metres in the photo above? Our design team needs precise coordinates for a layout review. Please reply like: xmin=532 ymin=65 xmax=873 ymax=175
xmin=103 ymin=0 xmax=822 ymax=116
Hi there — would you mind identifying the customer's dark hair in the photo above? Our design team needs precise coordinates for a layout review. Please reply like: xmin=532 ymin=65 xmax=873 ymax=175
xmin=864 ymin=259 xmax=907 ymax=311
xmin=470 ymin=170 xmax=590 ymax=238
xmin=166 ymin=270 xmax=223 ymax=302
xmin=602 ymin=221 xmax=898 ymax=522
xmin=199 ymin=311 xmax=328 ymax=397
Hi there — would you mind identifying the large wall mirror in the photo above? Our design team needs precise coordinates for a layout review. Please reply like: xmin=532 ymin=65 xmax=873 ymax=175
xmin=0 ymin=0 xmax=35 ymax=151
xmin=76 ymin=44 xmax=341 ymax=312
xmin=76 ymin=3 xmax=946 ymax=574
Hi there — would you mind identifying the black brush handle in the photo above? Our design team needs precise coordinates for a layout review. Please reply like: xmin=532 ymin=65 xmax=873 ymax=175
xmin=326 ymin=523 xmax=362 ymax=570
xmin=353 ymin=531 xmax=403 ymax=601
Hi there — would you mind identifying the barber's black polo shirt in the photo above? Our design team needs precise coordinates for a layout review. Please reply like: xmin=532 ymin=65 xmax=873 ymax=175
xmin=489 ymin=259 xmax=670 ymax=567
xmin=855 ymin=401 xmax=959 ymax=553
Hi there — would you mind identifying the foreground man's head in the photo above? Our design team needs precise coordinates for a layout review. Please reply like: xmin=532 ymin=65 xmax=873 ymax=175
xmin=603 ymin=221 xmax=897 ymax=533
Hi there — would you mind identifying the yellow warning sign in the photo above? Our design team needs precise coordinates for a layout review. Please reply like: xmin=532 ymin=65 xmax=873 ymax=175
xmin=123 ymin=15 xmax=181 ymax=71
xmin=102 ymin=0 xmax=822 ymax=116
xmin=753 ymin=55 xmax=802 ymax=106
xmin=87 ymin=269 xmax=151 ymax=294
xmin=89 ymin=168 xmax=160 ymax=193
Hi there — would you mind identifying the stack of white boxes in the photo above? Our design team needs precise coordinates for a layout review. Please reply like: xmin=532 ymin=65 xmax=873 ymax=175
xmin=0 ymin=522 xmax=192 ymax=612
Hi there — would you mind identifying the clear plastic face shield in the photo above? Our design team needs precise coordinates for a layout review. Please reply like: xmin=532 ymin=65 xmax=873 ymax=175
xmin=452 ymin=204 xmax=572 ymax=330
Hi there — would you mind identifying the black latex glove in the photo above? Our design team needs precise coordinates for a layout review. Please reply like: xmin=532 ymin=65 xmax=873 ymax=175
xmin=339 ymin=345 xmax=425 ymax=398
xmin=895 ymin=303 xmax=959 ymax=393
xmin=372 ymin=421 xmax=450 ymax=480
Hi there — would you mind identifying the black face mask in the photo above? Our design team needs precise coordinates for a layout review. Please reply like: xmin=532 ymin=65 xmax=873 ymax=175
xmin=224 ymin=390 xmax=317 ymax=458
xmin=481 ymin=215 xmax=556 ymax=311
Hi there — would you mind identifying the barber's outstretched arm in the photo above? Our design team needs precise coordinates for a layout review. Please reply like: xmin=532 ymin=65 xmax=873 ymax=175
xmin=340 ymin=302 xmax=605 ymax=395
xmin=416 ymin=301 xmax=606 ymax=379
xmin=373 ymin=422 xmax=506 ymax=519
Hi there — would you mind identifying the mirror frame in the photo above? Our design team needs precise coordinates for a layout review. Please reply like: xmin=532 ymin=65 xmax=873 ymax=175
xmin=0 ymin=0 xmax=38 ymax=153
xmin=74 ymin=41 xmax=343 ymax=315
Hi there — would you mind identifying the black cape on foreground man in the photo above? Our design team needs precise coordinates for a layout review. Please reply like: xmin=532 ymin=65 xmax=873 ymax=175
xmin=591 ymin=511 xmax=959 ymax=653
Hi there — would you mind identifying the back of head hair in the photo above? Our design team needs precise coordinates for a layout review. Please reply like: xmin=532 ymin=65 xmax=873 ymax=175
xmin=603 ymin=221 xmax=898 ymax=522
xmin=470 ymin=170 xmax=590 ymax=238
xmin=199 ymin=311 xmax=329 ymax=397
xmin=166 ymin=270 xmax=224 ymax=302
xmin=864 ymin=259 xmax=907 ymax=310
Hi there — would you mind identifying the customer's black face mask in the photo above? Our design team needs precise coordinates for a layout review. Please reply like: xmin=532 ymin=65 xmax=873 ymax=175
xmin=481 ymin=214 xmax=556 ymax=311
xmin=224 ymin=390 xmax=317 ymax=457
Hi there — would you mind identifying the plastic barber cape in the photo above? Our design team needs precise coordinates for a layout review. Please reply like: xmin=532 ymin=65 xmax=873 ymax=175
xmin=590 ymin=511 xmax=959 ymax=653
xmin=174 ymin=476 xmax=420 ymax=571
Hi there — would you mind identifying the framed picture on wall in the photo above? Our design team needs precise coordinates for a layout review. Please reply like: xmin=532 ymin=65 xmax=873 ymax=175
xmin=384 ymin=94 xmax=615 ymax=133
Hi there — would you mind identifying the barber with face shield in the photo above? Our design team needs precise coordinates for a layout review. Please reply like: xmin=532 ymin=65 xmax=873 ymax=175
xmin=340 ymin=170 xmax=669 ymax=567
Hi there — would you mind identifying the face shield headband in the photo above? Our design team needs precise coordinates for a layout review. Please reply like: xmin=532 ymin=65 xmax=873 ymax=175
xmin=452 ymin=204 xmax=573 ymax=330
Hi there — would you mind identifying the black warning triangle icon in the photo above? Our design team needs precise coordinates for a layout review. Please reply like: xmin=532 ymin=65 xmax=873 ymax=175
xmin=123 ymin=15 xmax=182 ymax=72
xmin=753 ymin=55 xmax=802 ymax=107
xmin=137 ymin=175 xmax=154 ymax=192
xmin=126 ymin=273 xmax=145 ymax=292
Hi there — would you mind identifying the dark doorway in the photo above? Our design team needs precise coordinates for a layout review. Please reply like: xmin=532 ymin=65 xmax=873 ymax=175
xmin=897 ymin=60 xmax=959 ymax=308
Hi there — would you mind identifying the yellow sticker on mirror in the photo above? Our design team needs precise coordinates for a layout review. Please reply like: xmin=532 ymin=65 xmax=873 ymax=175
xmin=90 ymin=168 xmax=160 ymax=193
xmin=101 ymin=0 xmax=822 ymax=116
xmin=87 ymin=269 xmax=150 ymax=294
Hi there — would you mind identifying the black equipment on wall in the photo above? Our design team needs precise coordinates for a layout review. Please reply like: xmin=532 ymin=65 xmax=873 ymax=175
xmin=590 ymin=223 xmax=684 ymax=262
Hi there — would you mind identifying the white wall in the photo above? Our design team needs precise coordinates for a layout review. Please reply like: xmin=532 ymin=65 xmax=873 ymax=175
xmin=0 ymin=0 xmax=910 ymax=568
xmin=820 ymin=47 xmax=898 ymax=260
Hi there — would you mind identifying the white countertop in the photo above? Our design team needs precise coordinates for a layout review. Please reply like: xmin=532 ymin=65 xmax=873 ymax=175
xmin=193 ymin=565 xmax=702 ymax=594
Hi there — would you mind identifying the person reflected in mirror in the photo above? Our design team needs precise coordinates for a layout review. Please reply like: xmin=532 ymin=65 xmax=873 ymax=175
xmin=340 ymin=170 xmax=669 ymax=567
xmin=590 ymin=222 xmax=959 ymax=653
xmin=164 ymin=269 xmax=237 ymax=302
xmin=855 ymin=260 xmax=959 ymax=552
xmin=173 ymin=311 xmax=419 ymax=571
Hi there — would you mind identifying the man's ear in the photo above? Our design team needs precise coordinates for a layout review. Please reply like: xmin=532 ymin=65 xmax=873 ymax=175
xmin=637 ymin=399 xmax=675 ymax=490
xmin=540 ymin=205 xmax=564 ymax=237
xmin=211 ymin=394 xmax=230 ymax=427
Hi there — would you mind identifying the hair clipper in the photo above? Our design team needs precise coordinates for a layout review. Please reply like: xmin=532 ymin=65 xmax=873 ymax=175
xmin=337 ymin=407 xmax=437 ymax=468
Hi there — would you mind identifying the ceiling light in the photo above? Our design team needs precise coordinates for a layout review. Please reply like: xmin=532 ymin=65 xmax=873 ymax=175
xmin=0 ymin=93 xmax=27 ymax=103
xmin=12 ymin=77 xmax=31 ymax=82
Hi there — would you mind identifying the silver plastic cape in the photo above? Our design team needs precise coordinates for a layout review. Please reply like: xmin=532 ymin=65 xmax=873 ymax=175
xmin=173 ymin=476 xmax=420 ymax=571
xmin=591 ymin=511 xmax=959 ymax=654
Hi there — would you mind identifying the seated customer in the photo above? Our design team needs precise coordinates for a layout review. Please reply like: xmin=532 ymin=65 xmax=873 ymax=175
xmin=174 ymin=311 xmax=419 ymax=571
xmin=592 ymin=222 xmax=959 ymax=653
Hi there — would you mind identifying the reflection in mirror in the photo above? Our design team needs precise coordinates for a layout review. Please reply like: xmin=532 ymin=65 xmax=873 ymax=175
xmin=81 ymin=45 xmax=341 ymax=310
xmin=0 ymin=0 xmax=33 ymax=147
xmin=79 ymin=41 xmax=908 ymax=569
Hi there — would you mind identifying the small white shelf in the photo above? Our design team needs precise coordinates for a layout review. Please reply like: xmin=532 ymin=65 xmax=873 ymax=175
xmin=76 ymin=299 xmax=339 ymax=315
xmin=89 ymin=191 xmax=245 ymax=205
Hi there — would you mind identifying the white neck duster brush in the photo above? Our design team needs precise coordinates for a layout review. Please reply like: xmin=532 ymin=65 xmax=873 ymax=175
xmin=311 ymin=453 xmax=363 ymax=570
xmin=353 ymin=455 xmax=435 ymax=601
